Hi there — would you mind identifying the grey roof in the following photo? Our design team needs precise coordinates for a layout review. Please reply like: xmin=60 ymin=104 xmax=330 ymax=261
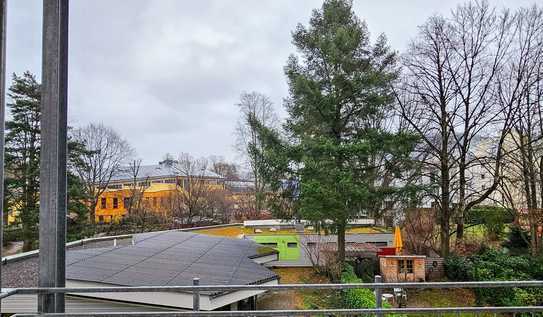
xmin=110 ymin=164 xmax=223 ymax=182
xmin=66 ymin=231 xmax=278 ymax=294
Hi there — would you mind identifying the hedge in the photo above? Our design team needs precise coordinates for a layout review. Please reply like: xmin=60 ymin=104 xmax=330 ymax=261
xmin=445 ymin=248 xmax=543 ymax=306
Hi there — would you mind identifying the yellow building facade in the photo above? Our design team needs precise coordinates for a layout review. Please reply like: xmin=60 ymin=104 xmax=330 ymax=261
xmin=95 ymin=163 xmax=225 ymax=224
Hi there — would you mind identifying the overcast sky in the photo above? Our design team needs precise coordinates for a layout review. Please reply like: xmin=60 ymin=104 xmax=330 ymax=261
xmin=6 ymin=0 xmax=538 ymax=164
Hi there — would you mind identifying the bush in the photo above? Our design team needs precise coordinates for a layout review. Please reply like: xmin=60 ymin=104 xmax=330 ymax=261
xmin=341 ymin=265 xmax=378 ymax=309
xmin=503 ymin=225 xmax=530 ymax=251
xmin=445 ymin=248 xmax=543 ymax=306
xmin=467 ymin=206 xmax=514 ymax=239
xmin=444 ymin=254 xmax=472 ymax=281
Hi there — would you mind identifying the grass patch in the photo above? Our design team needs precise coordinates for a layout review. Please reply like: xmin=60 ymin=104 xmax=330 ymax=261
xmin=192 ymin=226 xmax=244 ymax=238
xmin=407 ymin=288 xmax=482 ymax=317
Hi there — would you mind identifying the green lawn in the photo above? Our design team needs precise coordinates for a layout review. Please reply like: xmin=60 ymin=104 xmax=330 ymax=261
xmin=250 ymin=235 xmax=301 ymax=261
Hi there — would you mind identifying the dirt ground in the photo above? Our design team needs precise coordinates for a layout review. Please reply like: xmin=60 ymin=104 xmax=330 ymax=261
xmin=258 ymin=267 xmax=335 ymax=310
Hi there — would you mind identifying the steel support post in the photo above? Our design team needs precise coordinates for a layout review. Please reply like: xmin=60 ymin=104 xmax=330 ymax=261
xmin=0 ymin=0 xmax=7 ymax=313
xmin=193 ymin=278 xmax=200 ymax=311
xmin=374 ymin=275 xmax=383 ymax=317
xmin=38 ymin=0 xmax=69 ymax=313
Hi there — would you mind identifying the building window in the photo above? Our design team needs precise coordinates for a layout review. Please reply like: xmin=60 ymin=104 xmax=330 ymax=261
xmin=287 ymin=242 xmax=298 ymax=248
xmin=399 ymin=259 xmax=414 ymax=274
xmin=98 ymin=215 xmax=104 ymax=223
xmin=123 ymin=197 xmax=131 ymax=209
xmin=100 ymin=197 xmax=107 ymax=209
xmin=107 ymin=184 xmax=122 ymax=190
xmin=113 ymin=198 xmax=119 ymax=209
xmin=153 ymin=197 xmax=158 ymax=207
xmin=261 ymin=243 xmax=278 ymax=247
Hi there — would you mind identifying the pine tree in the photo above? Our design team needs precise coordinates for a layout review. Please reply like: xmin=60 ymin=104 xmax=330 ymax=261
xmin=5 ymin=72 xmax=41 ymax=251
xmin=5 ymin=72 xmax=92 ymax=249
xmin=251 ymin=0 xmax=417 ymax=273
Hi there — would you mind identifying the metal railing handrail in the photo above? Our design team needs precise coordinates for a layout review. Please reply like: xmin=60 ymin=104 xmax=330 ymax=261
xmin=3 ymin=280 xmax=543 ymax=298
xmin=3 ymin=279 xmax=543 ymax=316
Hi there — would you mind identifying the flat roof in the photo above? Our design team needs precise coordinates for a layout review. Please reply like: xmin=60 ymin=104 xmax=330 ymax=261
xmin=243 ymin=219 xmax=376 ymax=227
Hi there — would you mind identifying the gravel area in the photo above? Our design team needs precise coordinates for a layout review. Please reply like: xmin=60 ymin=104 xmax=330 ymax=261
xmin=2 ymin=256 xmax=39 ymax=288
xmin=1 ymin=238 xmax=132 ymax=288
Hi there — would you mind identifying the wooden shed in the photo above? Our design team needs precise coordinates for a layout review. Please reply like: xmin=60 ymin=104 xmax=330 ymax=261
xmin=379 ymin=255 xmax=426 ymax=282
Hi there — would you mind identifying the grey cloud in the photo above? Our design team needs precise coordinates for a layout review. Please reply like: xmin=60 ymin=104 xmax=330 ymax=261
xmin=6 ymin=0 xmax=538 ymax=163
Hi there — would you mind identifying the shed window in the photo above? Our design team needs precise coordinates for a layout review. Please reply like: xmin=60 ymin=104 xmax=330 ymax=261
xmin=100 ymin=197 xmax=107 ymax=209
xmin=287 ymin=242 xmax=298 ymax=248
xmin=399 ymin=259 xmax=414 ymax=274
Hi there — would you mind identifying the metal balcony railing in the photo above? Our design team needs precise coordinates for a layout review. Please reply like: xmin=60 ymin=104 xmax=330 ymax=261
xmin=2 ymin=279 xmax=543 ymax=316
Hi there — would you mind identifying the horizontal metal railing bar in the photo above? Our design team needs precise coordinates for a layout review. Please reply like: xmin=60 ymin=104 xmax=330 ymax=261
xmin=0 ymin=288 xmax=17 ymax=299
xmin=3 ymin=280 xmax=543 ymax=296
xmin=12 ymin=306 xmax=543 ymax=316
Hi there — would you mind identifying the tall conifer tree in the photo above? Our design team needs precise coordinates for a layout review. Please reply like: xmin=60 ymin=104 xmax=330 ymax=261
xmin=251 ymin=0 xmax=417 ymax=271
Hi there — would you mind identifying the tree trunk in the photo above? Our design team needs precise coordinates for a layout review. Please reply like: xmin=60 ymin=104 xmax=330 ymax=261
xmin=336 ymin=221 xmax=346 ymax=281
xmin=440 ymin=129 xmax=451 ymax=257
xmin=89 ymin=199 xmax=97 ymax=226
xmin=456 ymin=166 xmax=466 ymax=241
xmin=539 ymin=156 xmax=543 ymax=216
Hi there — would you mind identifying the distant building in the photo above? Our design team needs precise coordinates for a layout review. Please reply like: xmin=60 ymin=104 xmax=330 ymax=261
xmin=95 ymin=162 xmax=224 ymax=224
xmin=241 ymin=219 xmax=392 ymax=267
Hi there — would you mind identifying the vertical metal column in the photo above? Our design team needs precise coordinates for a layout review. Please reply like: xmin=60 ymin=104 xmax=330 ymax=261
xmin=38 ymin=0 xmax=69 ymax=313
xmin=0 ymin=0 xmax=7 ymax=313
xmin=375 ymin=275 xmax=383 ymax=317
xmin=193 ymin=277 xmax=200 ymax=311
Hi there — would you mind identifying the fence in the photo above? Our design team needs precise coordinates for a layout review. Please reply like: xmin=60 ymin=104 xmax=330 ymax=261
xmin=2 ymin=278 xmax=543 ymax=316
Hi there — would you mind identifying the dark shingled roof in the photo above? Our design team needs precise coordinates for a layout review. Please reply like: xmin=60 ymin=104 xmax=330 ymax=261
xmin=66 ymin=231 xmax=278 ymax=293
xmin=2 ymin=231 xmax=278 ymax=296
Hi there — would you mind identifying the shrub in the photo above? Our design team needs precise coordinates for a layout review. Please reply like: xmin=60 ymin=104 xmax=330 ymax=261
xmin=446 ymin=248 xmax=543 ymax=307
xmin=467 ymin=205 xmax=514 ymax=239
xmin=341 ymin=264 xmax=397 ymax=310
xmin=444 ymin=254 xmax=471 ymax=281
xmin=341 ymin=265 xmax=378 ymax=309
xmin=503 ymin=225 xmax=530 ymax=251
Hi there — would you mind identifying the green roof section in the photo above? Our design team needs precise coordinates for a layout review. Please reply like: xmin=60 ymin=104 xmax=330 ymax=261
xmin=250 ymin=235 xmax=301 ymax=261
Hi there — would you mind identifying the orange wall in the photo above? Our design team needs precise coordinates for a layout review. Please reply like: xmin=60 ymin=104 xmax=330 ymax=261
xmin=95 ymin=181 xmax=225 ymax=223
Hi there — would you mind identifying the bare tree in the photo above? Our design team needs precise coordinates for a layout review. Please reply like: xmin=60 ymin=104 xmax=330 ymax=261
xmin=171 ymin=153 xmax=215 ymax=226
xmin=498 ymin=6 xmax=543 ymax=254
xmin=208 ymin=155 xmax=240 ymax=180
xmin=206 ymin=188 xmax=233 ymax=224
xmin=395 ymin=2 xmax=520 ymax=255
xmin=123 ymin=159 xmax=153 ymax=231
xmin=403 ymin=208 xmax=439 ymax=255
xmin=71 ymin=123 xmax=134 ymax=225
xmin=235 ymin=92 xmax=278 ymax=215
